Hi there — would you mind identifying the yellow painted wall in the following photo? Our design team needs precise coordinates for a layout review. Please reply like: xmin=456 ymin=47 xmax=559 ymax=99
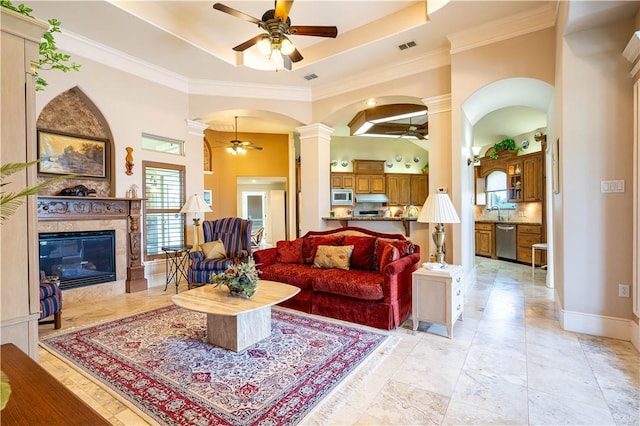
xmin=204 ymin=129 xmax=289 ymax=219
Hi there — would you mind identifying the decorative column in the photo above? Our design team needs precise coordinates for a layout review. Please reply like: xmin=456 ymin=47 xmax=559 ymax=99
xmin=422 ymin=94 xmax=453 ymax=263
xmin=297 ymin=123 xmax=334 ymax=234
xmin=126 ymin=198 xmax=147 ymax=292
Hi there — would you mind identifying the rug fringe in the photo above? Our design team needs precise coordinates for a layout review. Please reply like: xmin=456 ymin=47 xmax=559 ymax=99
xmin=299 ymin=334 xmax=401 ymax=425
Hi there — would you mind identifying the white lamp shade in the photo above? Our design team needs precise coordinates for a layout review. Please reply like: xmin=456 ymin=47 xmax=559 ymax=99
xmin=180 ymin=194 xmax=212 ymax=214
xmin=417 ymin=193 xmax=460 ymax=224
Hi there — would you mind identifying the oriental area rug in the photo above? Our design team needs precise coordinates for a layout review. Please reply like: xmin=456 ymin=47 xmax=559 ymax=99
xmin=40 ymin=305 xmax=394 ymax=425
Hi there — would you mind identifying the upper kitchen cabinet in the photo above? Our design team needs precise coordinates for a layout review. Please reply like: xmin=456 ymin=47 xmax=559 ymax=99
xmin=353 ymin=160 xmax=385 ymax=194
xmin=356 ymin=174 xmax=385 ymax=193
xmin=353 ymin=160 xmax=385 ymax=174
xmin=331 ymin=172 xmax=354 ymax=189
xmin=523 ymin=153 xmax=543 ymax=201
xmin=386 ymin=174 xmax=411 ymax=205
xmin=410 ymin=174 xmax=428 ymax=205
xmin=507 ymin=159 xmax=523 ymax=202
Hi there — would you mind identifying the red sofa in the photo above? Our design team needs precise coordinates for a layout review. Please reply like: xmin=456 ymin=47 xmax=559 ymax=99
xmin=253 ymin=227 xmax=420 ymax=330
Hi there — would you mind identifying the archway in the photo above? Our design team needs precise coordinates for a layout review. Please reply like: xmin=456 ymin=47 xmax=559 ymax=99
xmin=461 ymin=77 xmax=554 ymax=286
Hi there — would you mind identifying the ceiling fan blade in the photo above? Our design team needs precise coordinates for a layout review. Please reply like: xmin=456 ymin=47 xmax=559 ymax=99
xmin=290 ymin=25 xmax=338 ymax=38
xmin=283 ymin=55 xmax=292 ymax=71
xmin=288 ymin=48 xmax=303 ymax=63
xmin=274 ymin=0 xmax=294 ymax=23
xmin=213 ymin=3 xmax=262 ymax=25
xmin=247 ymin=145 xmax=263 ymax=151
xmin=233 ymin=34 xmax=266 ymax=52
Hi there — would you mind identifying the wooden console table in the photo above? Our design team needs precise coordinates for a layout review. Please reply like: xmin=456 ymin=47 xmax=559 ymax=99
xmin=0 ymin=343 xmax=110 ymax=424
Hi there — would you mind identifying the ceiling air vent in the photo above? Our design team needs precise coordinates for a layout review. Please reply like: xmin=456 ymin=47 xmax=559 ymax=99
xmin=398 ymin=41 xmax=417 ymax=51
xmin=304 ymin=73 xmax=318 ymax=81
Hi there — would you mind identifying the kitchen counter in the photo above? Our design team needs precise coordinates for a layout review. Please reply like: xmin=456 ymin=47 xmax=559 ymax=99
xmin=323 ymin=216 xmax=418 ymax=236
xmin=475 ymin=220 xmax=542 ymax=226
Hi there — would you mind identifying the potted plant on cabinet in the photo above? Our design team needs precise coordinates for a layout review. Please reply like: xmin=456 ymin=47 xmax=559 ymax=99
xmin=488 ymin=138 xmax=522 ymax=160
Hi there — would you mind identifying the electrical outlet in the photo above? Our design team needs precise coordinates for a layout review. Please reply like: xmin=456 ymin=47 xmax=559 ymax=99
xmin=619 ymin=284 xmax=630 ymax=298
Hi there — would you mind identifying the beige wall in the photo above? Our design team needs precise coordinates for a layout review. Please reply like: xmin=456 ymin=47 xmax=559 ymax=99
xmin=558 ymin=17 xmax=634 ymax=323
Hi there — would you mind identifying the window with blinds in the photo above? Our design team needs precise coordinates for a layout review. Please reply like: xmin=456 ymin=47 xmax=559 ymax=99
xmin=143 ymin=162 xmax=186 ymax=259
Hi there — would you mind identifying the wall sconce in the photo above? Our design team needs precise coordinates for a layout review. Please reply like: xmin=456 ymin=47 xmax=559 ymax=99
xmin=125 ymin=147 xmax=134 ymax=175
xmin=467 ymin=146 xmax=481 ymax=166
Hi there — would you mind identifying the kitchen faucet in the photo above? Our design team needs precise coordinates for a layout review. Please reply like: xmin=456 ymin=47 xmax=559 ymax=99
xmin=493 ymin=204 xmax=504 ymax=221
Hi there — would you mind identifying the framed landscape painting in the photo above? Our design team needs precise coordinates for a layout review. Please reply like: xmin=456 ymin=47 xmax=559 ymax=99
xmin=38 ymin=131 xmax=107 ymax=177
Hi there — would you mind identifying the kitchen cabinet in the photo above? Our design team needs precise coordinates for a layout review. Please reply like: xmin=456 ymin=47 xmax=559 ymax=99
xmin=475 ymin=222 xmax=494 ymax=257
xmin=331 ymin=172 xmax=354 ymax=189
xmin=507 ymin=159 xmax=523 ymax=202
xmin=412 ymin=265 xmax=464 ymax=338
xmin=386 ymin=174 xmax=411 ymax=205
xmin=353 ymin=159 xmax=385 ymax=174
xmin=523 ymin=152 xmax=543 ymax=201
xmin=517 ymin=224 xmax=542 ymax=265
xmin=356 ymin=174 xmax=385 ymax=194
xmin=410 ymin=174 xmax=428 ymax=205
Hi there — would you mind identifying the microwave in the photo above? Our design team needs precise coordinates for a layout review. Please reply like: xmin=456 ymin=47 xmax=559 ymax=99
xmin=331 ymin=189 xmax=353 ymax=206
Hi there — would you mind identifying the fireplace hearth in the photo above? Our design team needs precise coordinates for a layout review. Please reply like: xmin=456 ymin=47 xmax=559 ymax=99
xmin=39 ymin=230 xmax=116 ymax=290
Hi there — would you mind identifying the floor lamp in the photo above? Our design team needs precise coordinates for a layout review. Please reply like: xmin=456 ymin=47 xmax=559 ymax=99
xmin=180 ymin=194 xmax=212 ymax=251
xmin=417 ymin=189 xmax=460 ymax=267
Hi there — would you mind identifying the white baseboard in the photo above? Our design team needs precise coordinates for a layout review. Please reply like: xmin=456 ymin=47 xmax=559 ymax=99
xmin=559 ymin=308 xmax=632 ymax=341
xmin=631 ymin=320 xmax=640 ymax=351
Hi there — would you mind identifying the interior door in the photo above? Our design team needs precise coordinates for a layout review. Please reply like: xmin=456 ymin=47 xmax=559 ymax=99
xmin=242 ymin=192 xmax=265 ymax=234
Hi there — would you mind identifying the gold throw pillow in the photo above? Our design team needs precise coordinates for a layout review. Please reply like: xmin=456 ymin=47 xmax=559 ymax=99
xmin=201 ymin=239 xmax=226 ymax=260
xmin=312 ymin=245 xmax=354 ymax=270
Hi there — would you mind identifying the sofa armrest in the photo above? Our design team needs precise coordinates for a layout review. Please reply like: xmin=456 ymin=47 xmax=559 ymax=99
xmin=253 ymin=247 xmax=277 ymax=267
xmin=381 ymin=251 xmax=421 ymax=303
xmin=190 ymin=251 xmax=205 ymax=262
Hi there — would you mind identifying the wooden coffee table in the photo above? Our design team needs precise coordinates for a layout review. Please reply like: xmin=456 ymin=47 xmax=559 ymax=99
xmin=171 ymin=280 xmax=300 ymax=352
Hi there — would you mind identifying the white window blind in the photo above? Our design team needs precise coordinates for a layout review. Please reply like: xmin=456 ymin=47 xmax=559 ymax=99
xmin=143 ymin=163 xmax=185 ymax=258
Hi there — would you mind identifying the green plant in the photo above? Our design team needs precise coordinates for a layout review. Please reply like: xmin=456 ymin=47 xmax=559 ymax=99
xmin=1 ymin=160 xmax=73 ymax=222
xmin=421 ymin=162 xmax=429 ymax=172
xmin=488 ymin=138 xmax=521 ymax=160
xmin=1 ymin=0 xmax=80 ymax=91
xmin=210 ymin=260 xmax=260 ymax=298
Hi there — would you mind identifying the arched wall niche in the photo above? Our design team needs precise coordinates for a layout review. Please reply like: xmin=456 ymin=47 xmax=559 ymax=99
xmin=36 ymin=86 xmax=115 ymax=196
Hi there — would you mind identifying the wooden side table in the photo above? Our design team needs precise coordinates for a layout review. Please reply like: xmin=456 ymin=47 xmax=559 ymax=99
xmin=412 ymin=264 xmax=464 ymax=338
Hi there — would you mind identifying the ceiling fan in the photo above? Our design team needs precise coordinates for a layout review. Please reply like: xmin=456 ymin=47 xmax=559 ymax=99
xmin=213 ymin=0 xmax=338 ymax=70
xmin=224 ymin=116 xmax=263 ymax=154
xmin=380 ymin=117 xmax=429 ymax=140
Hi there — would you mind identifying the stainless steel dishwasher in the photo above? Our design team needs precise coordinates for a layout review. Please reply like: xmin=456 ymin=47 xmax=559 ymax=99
xmin=495 ymin=224 xmax=517 ymax=260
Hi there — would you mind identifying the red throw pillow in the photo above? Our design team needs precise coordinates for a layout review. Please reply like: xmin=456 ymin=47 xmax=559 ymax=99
xmin=276 ymin=239 xmax=303 ymax=263
xmin=303 ymin=235 xmax=344 ymax=263
xmin=379 ymin=244 xmax=400 ymax=272
xmin=343 ymin=235 xmax=376 ymax=270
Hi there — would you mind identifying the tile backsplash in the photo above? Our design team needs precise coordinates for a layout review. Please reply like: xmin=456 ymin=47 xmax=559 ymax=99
xmin=474 ymin=202 xmax=542 ymax=223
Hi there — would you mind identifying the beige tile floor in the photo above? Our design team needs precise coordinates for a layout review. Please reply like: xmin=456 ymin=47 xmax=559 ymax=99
xmin=38 ymin=257 xmax=640 ymax=425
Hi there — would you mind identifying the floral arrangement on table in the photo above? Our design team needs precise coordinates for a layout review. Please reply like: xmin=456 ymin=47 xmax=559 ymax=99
xmin=210 ymin=260 xmax=260 ymax=298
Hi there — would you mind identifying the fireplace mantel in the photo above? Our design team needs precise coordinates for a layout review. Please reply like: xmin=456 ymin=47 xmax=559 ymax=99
xmin=37 ymin=196 xmax=147 ymax=293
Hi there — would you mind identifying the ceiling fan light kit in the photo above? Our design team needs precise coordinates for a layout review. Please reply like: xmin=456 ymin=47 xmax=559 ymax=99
xmin=225 ymin=116 xmax=263 ymax=155
xmin=213 ymin=1 xmax=338 ymax=71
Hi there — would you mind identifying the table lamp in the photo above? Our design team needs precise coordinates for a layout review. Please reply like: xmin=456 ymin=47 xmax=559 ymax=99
xmin=180 ymin=194 xmax=212 ymax=251
xmin=417 ymin=188 xmax=460 ymax=266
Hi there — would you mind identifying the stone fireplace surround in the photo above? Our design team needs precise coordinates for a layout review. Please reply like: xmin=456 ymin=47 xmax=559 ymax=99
xmin=37 ymin=196 xmax=146 ymax=305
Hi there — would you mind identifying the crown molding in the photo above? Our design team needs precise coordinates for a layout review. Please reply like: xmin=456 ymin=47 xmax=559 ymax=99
xmin=312 ymin=48 xmax=451 ymax=101
xmin=447 ymin=4 xmax=557 ymax=55
xmin=57 ymin=30 xmax=190 ymax=93
xmin=623 ymin=31 xmax=640 ymax=78
xmin=188 ymin=79 xmax=311 ymax=102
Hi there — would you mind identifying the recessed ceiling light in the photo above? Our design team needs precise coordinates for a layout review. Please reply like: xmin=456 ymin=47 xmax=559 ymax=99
xmin=366 ymin=98 xmax=377 ymax=107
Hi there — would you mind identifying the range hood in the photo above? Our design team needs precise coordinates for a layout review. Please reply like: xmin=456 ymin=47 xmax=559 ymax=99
xmin=355 ymin=193 xmax=389 ymax=203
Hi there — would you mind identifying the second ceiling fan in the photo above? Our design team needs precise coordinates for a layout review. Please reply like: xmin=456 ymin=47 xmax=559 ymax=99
xmin=225 ymin=116 xmax=263 ymax=155
xmin=213 ymin=0 xmax=338 ymax=70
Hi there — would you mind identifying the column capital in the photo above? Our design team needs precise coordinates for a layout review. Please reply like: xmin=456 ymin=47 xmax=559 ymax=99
xmin=422 ymin=94 xmax=451 ymax=115
xmin=186 ymin=119 xmax=209 ymax=136
xmin=296 ymin=123 xmax=334 ymax=141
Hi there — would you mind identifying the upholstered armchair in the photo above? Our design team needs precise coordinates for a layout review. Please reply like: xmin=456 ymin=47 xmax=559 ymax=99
xmin=187 ymin=217 xmax=252 ymax=288
xmin=39 ymin=271 xmax=62 ymax=329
